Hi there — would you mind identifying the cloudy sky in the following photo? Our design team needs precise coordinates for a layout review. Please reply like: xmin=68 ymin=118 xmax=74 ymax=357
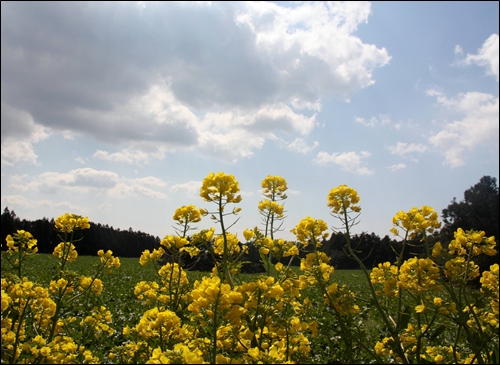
xmin=1 ymin=2 xmax=498 ymax=243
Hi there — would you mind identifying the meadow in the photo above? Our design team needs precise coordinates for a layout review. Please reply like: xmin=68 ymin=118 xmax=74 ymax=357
xmin=2 ymin=175 xmax=498 ymax=364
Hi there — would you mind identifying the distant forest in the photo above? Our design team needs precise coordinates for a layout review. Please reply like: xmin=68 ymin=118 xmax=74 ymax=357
xmin=2 ymin=175 xmax=498 ymax=272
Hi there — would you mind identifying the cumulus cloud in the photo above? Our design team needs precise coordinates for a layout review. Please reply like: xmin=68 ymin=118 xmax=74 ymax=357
xmin=1 ymin=103 xmax=50 ymax=166
xmin=235 ymin=1 xmax=391 ymax=100
xmin=353 ymin=114 xmax=404 ymax=129
xmin=1 ymin=194 xmax=85 ymax=212
xmin=7 ymin=168 xmax=168 ymax=199
xmin=386 ymin=142 xmax=428 ymax=157
xmin=463 ymin=34 xmax=499 ymax=81
xmin=169 ymin=181 xmax=201 ymax=199
xmin=386 ymin=163 xmax=406 ymax=171
xmin=1 ymin=2 xmax=389 ymax=164
xmin=314 ymin=150 xmax=374 ymax=175
xmin=286 ymin=138 xmax=319 ymax=154
xmin=427 ymin=90 xmax=499 ymax=167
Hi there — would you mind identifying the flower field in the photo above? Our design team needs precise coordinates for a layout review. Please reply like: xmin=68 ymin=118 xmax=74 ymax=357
xmin=1 ymin=173 xmax=498 ymax=364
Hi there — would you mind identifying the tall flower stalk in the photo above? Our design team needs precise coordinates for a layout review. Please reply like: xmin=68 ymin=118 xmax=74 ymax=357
xmin=200 ymin=172 xmax=242 ymax=288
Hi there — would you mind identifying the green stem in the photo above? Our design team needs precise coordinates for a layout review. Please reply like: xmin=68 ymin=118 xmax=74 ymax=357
xmin=341 ymin=209 xmax=409 ymax=364
xmin=218 ymin=196 xmax=234 ymax=288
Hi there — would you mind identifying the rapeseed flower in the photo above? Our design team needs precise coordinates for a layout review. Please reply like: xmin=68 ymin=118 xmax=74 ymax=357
xmin=390 ymin=206 xmax=441 ymax=239
xmin=55 ymin=213 xmax=90 ymax=233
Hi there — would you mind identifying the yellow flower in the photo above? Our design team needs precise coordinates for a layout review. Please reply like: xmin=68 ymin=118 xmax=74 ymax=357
xmin=291 ymin=216 xmax=329 ymax=246
xmin=258 ymin=200 xmax=285 ymax=218
xmin=391 ymin=206 xmax=441 ymax=239
xmin=243 ymin=228 xmax=255 ymax=241
xmin=53 ymin=242 xmax=78 ymax=262
xmin=5 ymin=230 xmax=38 ymax=256
xmin=327 ymin=185 xmax=361 ymax=215
xmin=449 ymin=228 xmax=497 ymax=257
xmin=55 ymin=213 xmax=90 ymax=233
xmin=261 ymin=175 xmax=288 ymax=200
xmin=200 ymin=172 xmax=242 ymax=204
xmin=432 ymin=241 xmax=444 ymax=257
xmin=415 ymin=304 xmax=426 ymax=313
xmin=213 ymin=232 xmax=240 ymax=256
xmin=173 ymin=204 xmax=202 ymax=225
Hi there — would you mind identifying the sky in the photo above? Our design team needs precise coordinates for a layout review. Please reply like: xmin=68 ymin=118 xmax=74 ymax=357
xmin=1 ymin=1 xmax=499 ymax=243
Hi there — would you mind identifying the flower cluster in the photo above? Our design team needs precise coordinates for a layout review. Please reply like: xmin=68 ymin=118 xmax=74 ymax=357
xmin=5 ymin=230 xmax=38 ymax=255
xmin=213 ymin=232 xmax=242 ymax=256
xmin=97 ymin=249 xmax=121 ymax=272
xmin=55 ymin=213 xmax=90 ymax=233
xmin=1 ymin=213 xmax=122 ymax=365
xmin=3 ymin=230 xmax=39 ymax=277
xmin=290 ymin=217 xmax=329 ymax=247
xmin=390 ymin=206 xmax=441 ymax=239
xmin=258 ymin=199 xmax=285 ymax=219
xmin=200 ymin=172 xmax=242 ymax=204
xmin=448 ymin=228 xmax=497 ymax=257
xmin=327 ymin=185 xmax=361 ymax=215
xmin=261 ymin=175 xmax=288 ymax=200
xmin=173 ymin=204 xmax=202 ymax=226
xmin=257 ymin=236 xmax=299 ymax=258
xmin=53 ymin=242 xmax=78 ymax=262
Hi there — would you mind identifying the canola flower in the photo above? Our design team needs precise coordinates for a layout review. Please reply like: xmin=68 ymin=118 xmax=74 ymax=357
xmin=4 ymin=230 xmax=38 ymax=277
xmin=1 ymin=213 xmax=123 ymax=364
xmin=261 ymin=175 xmax=288 ymax=201
xmin=327 ymin=185 xmax=361 ymax=212
xmin=390 ymin=206 xmax=441 ymax=240
xmin=259 ymin=175 xmax=288 ymax=241
xmin=199 ymin=172 xmax=243 ymax=287
xmin=2 ymin=177 xmax=499 ymax=364
xmin=54 ymin=213 xmax=90 ymax=233
xmin=200 ymin=172 xmax=242 ymax=205
xmin=290 ymin=216 xmax=329 ymax=248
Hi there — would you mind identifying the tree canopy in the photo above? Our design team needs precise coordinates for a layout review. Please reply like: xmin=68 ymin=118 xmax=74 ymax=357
xmin=441 ymin=175 xmax=499 ymax=241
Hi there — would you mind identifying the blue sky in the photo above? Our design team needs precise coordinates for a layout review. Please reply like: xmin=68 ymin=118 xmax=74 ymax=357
xmin=1 ymin=2 xmax=498 ymax=242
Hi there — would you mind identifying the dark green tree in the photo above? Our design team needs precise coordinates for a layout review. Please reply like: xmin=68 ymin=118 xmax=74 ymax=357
xmin=440 ymin=176 xmax=499 ymax=279
xmin=441 ymin=175 xmax=499 ymax=241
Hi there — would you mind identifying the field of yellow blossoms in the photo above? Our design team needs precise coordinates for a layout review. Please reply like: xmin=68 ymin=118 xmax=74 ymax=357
xmin=2 ymin=173 xmax=498 ymax=364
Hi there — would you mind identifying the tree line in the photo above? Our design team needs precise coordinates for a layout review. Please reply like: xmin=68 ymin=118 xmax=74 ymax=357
xmin=2 ymin=176 xmax=498 ymax=272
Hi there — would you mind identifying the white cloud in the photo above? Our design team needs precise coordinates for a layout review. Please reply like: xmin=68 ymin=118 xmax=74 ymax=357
xmin=235 ymin=2 xmax=390 ymax=100
xmin=427 ymin=90 xmax=499 ymax=167
xmin=169 ymin=181 xmax=201 ymax=199
xmin=93 ymin=147 xmax=163 ymax=166
xmin=1 ymin=2 xmax=389 ymax=164
xmin=354 ymin=114 xmax=394 ymax=128
xmin=97 ymin=202 xmax=113 ymax=211
xmin=1 ymin=103 xmax=50 ymax=166
xmin=197 ymin=129 xmax=266 ymax=163
xmin=1 ymin=194 xmax=85 ymax=212
xmin=286 ymin=138 xmax=319 ymax=154
xmin=1 ymin=141 xmax=42 ymax=167
xmin=464 ymin=34 xmax=499 ymax=81
xmin=314 ymin=150 xmax=374 ymax=175
xmin=386 ymin=163 xmax=406 ymax=171
xmin=1 ymin=195 xmax=32 ymax=208
xmin=386 ymin=142 xmax=428 ymax=157
xmin=454 ymin=44 xmax=463 ymax=55
xmin=8 ymin=168 xmax=168 ymax=199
